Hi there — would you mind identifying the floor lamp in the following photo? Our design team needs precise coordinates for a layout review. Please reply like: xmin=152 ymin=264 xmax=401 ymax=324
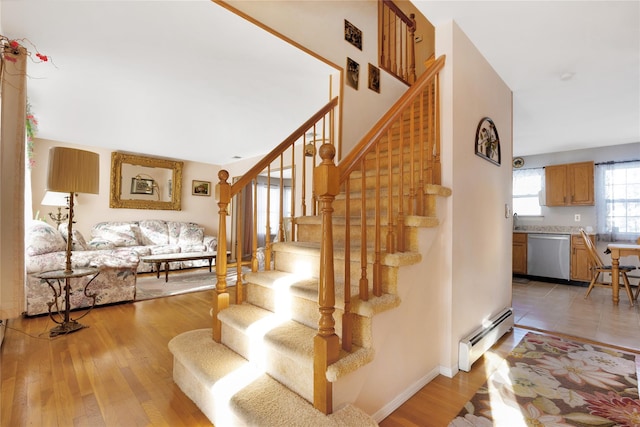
xmin=46 ymin=146 xmax=100 ymax=273
xmin=38 ymin=147 xmax=100 ymax=336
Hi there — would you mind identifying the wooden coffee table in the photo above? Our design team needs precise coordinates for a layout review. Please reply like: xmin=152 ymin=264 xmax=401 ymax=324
xmin=140 ymin=251 xmax=229 ymax=283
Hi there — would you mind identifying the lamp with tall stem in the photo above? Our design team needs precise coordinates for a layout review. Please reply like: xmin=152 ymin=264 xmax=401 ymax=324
xmin=37 ymin=147 xmax=101 ymax=337
xmin=46 ymin=147 xmax=100 ymax=273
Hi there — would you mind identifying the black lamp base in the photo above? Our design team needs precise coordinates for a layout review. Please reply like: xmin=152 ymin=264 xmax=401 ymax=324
xmin=49 ymin=321 xmax=86 ymax=337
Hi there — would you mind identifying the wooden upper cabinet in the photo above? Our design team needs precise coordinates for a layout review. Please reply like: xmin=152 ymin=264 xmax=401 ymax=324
xmin=545 ymin=161 xmax=594 ymax=206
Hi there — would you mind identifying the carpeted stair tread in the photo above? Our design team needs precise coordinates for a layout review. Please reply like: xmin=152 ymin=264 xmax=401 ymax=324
xmin=169 ymin=329 xmax=378 ymax=426
xmin=296 ymin=214 xmax=440 ymax=228
xmin=244 ymin=270 xmax=402 ymax=318
xmin=168 ymin=328 xmax=250 ymax=388
xmin=229 ymin=374 xmax=378 ymax=426
xmin=219 ymin=304 xmax=315 ymax=364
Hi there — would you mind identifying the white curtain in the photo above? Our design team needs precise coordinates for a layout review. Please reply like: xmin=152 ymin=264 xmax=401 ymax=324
xmin=0 ymin=41 xmax=27 ymax=319
xmin=595 ymin=160 xmax=640 ymax=242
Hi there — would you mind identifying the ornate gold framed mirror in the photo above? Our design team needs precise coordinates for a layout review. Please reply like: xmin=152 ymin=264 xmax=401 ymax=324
xmin=110 ymin=152 xmax=183 ymax=210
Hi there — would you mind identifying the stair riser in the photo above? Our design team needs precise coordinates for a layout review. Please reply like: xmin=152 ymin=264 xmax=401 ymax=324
xmin=273 ymin=251 xmax=400 ymax=295
xmin=220 ymin=322 xmax=314 ymax=403
xmin=244 ymin=283 xmax=373 ymax=348
xmin=346 ymin=170 xmax=429 ymax=193
xmin=296 ymin=223 xmax=420 ymax=252
xmin=333 ymin=194 xmax=418 ymax=217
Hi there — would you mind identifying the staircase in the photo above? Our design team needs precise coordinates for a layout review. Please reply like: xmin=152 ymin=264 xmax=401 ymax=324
xmin=169 ymin=56 xmax=448 ymax=426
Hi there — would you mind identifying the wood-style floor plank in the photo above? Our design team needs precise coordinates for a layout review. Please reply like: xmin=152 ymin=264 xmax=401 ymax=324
xmin=3 ymin=280 xmax=639 ymax=426
xmin=1 ymin=290 xmax=214 ymax=427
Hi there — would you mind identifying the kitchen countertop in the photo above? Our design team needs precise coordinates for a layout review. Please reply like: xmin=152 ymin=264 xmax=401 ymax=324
xmin=513 ymin=225 xmax=588 ymax=235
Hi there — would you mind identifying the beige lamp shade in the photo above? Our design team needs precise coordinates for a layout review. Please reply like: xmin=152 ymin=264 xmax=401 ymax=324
xmin=46 ymin=147 xmax=100 ymax=194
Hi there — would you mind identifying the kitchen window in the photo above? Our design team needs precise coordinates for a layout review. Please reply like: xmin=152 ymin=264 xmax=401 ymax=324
xmin=512 ymin=168 xmax=544 ymax=216
xmin=595 ymin=160 xmax=640 ymax=241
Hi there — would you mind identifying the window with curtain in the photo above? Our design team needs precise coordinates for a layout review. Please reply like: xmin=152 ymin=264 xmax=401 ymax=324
xmin=595 ymin=160 xmax=640 ymax=241
xmin=512 ymin=168 xmax=544 ymax=216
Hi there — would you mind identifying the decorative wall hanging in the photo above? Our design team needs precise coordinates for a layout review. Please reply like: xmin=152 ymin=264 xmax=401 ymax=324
xmin=368 ymin=63 xmax=380 ymax=93
xmin=475 ymin=117 xmax=501 ymax=166
xmin=344 ymin=20 xmax=362 ymax=50
xmin=192 ymin=180 xmax=211 ymax=196
xmin=346 ymin=57 xmax=360 ymax=90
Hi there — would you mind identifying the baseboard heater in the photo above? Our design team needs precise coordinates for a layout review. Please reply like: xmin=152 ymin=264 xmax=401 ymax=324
xmin=458 ymin=307 xmax=514 ymax=372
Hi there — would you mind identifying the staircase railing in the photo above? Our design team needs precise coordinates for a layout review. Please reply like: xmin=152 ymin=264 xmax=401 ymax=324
xmin=313 ymin=55 xmax=445 ymax=413
xmin=212 ymin=96 xmax=339 ymax=342
xmin=379 ymin=0 xmax=417 ymax=85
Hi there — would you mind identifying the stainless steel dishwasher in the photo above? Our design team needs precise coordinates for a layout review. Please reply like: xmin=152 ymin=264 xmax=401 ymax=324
xmin=527 ymin=233 xmax=571 ymax=280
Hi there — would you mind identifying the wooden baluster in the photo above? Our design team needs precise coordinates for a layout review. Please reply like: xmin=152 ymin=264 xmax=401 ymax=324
xmin=235 ymin=186 xmax=244 ymax=304
xmin=426 ymin=81 xmax=434 ymax=186
xmin=313 ymin=144 xmax=340 ymax=414
xmin=416 ymin=91 xmax=425 ymax=216
xmin=408 ymin=99 xmax=417 ymax=216
xmin=397 ymin=110 xmax=408 ymax=253
xmin=435 ymin=74 xmax=441 ymax=185
xmin=213 ymin=170 xmax=230 ymax=342
xmin=374 ymin=143 xmax=382 ymax=297
xmin=278 ymin=154 xmax=285 ymax=243
xmin=252 ymin=179 xmax=259 ymax=272
xmin=392 ymin=14 xmax=398 ymax=74
xmin=387 ymin=128 xmax=395 ymax=253
xmin=408 ymin=13 xmax=417 ymax=84
xmin=302 ymin=132 xmax=308 ymax=216
xmin=265 ymin=165 xmax=272 ymax=271
xmin=291 ymin=145 xmax=296 ymax=241
xmin=385 ymin=6 xmax=391 ymax=70
xmin=359 ymin=158 xmax=369 ymax=301
xmin=342 ymin=179 xmax=352 ymax=351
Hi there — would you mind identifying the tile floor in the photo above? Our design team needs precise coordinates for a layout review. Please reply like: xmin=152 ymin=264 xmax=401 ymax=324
xmin=512 ymin=278 xmax=640 ymax=351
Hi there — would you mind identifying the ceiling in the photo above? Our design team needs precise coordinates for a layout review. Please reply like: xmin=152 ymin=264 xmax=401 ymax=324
xmin=2 ymin=1 xmax=639 ymax=165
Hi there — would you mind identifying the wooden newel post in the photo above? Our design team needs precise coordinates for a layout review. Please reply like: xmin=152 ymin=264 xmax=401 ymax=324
xmin=313 ymin=144 xmax=340 ymax=414
xmin=213 ymin=170 xmax=231 ymax=342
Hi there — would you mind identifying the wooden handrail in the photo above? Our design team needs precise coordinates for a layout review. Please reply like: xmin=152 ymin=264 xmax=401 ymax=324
xmin=382 ymin=0 xmax=414 ymax=30
xmin=230 ymin=97 xmax=339 ymax=196
xmin=338 ymin=55 xmax=445 ymax=181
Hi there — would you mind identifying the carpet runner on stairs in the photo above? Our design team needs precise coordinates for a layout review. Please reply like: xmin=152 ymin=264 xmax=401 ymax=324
xmin=169 ymin=328 xmax=378 ymax=426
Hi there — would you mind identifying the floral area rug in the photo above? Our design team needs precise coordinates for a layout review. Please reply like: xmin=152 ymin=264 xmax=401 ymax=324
xmin=450 ymin=332 xmax=640 ymax=426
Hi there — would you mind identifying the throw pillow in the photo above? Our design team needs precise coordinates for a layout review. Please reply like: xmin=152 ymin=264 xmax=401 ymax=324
xmin=178 ymin=224 xmax=204 ymax=246
xmin=58 ymin=223 xmax=89 ymax=251
xmin=25 ymin=221 xmax=66 ymax=256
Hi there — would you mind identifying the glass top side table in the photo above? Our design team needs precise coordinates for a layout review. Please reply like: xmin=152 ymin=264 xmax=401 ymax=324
xmin=35 ymin=267 xmax=100 ymax=337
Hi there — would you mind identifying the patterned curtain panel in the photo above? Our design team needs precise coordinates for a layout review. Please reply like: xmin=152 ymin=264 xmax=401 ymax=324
xmin=0 ymin=41 xmax=27 ymax=319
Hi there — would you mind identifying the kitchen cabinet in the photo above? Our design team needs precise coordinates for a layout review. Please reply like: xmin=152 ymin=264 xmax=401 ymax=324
xmin=571 ymin=233 xmax=595 ymax=282
xmin=545 ymin=161 xmax=594 ymax=206
xmin=513 ymin=232 xmax=527 ymax=274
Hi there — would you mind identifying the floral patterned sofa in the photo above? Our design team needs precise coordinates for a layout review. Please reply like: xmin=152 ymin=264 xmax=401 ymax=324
xmin=25 ymin=221 xmax=140 ymax=316
xmin=87 ymin=219 xmax=218 ymax=273
xmin=24 ymin=219 xmax=218 ymax=316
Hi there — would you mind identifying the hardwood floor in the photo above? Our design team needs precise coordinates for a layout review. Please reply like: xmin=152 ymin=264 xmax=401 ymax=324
xmin=2 ymin=279 xmax=638 ymax=426
xmin=0 ymin=291 xmax=214 ymax=427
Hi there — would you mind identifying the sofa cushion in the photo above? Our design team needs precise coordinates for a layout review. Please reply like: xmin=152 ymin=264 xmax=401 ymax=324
xmin=92 ymin=223 xmax=139 ymax=247
xmin=168 ymin=221 xmax=182 ymax=245
xmin=25 ymin=221 xmax=66 ymax=256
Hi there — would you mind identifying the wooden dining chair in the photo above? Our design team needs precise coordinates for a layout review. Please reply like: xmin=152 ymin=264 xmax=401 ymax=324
xmin=580 ymin=228 xmax=637 ymax=306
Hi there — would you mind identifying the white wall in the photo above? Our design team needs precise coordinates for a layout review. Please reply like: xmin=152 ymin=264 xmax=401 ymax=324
xmin=224 ymin=0 xmax=412 ymax=157
xmin=438 ymin=21 xmax=514 ymax=373
xmin=31 ymin=138 xmax=221 ymax=238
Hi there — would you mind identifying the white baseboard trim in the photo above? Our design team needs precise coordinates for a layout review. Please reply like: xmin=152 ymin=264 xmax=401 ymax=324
xmin=371 ymin=366 xmax=441 ymax=423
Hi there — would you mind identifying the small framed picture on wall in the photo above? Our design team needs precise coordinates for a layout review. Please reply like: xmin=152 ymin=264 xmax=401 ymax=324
xmin=192 ymin=180 xmax=211 ymax=196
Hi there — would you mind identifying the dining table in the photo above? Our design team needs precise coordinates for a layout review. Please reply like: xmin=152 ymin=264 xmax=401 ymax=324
xmin=607 ymin=243 xmax=640 ymax=305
